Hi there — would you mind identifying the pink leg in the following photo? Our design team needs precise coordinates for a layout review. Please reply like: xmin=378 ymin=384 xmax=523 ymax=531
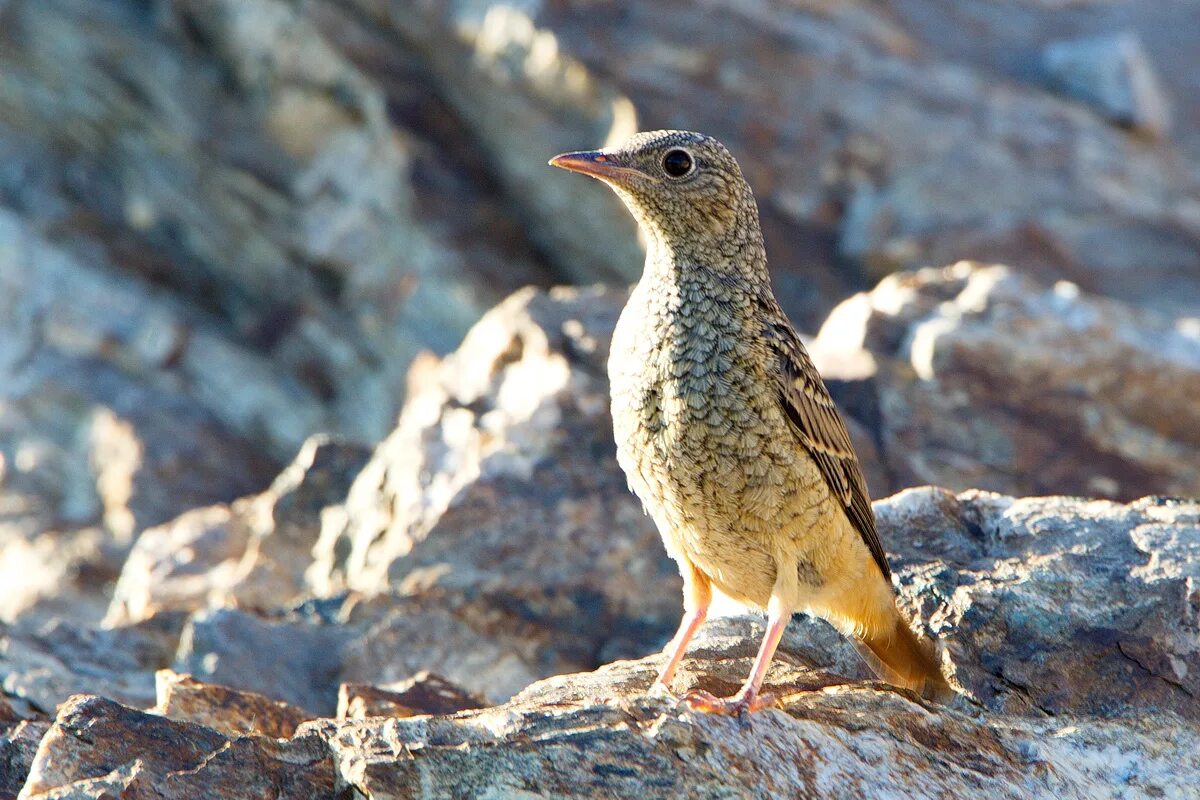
xmin=685 ymin=594 xmax=792 ymax=715
xmin=651 ymin=564 xmax=712 ymax=695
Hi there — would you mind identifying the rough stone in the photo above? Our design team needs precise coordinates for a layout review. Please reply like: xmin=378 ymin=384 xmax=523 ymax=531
xmin=106 ymin=435 xmax=370 ymax=624
xmin=0 ymin=0 xmax=507 ymax=453
xmin=294 ymin=490 xmax=1196 ymax=797
xmin=878 ymin=489 xmax=1200 ymax=720
xmin=0 ymin=613 xmax=185 ymax=716
xmin=314 ymin=611 xmax=1200 ymax=799
xmin=1044 ymin=32 xmax=1172 ymax=137
xmin=337 ymin=672 xmax=485 ymax=720
xmin=154 ymin=670 xmax=314 ymax=739
xmin=18 ymin=695 xmax=334 ymax=799
xmin=810 ymin=262 xmax=1200 ymax=501
xmin=6 ymin=490 xmax=1200 ymax=797
xmin=315 ymin=286 xmax=681 ymax=674
xmin=0 ymin=720 xmax=49 ymax=800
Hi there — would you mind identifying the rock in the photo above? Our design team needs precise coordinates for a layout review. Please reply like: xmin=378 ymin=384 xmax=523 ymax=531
xmin=315 ymin=285 xmax=681 ymax=674
xmin=878 ymin=489 xmax=1200 ymax=720
xmin=174 ymin=608 xmax=349 ymax=716
xmin=105 ymin=505 xmax=250 ymax=626
xmin=0 ymin=0 xmax=563 ymax=545
xmin=306 ymin=491 xmax=1196 ymax=797
xmin=7 ymin=490 xmax=1200 ymax=797
xmin=314 ymin=610 xmax=1200 ymax=799
xmin=1044 ymin=32 xmax=1172 ymax=137
xmin=810 ymin=262 xmax=1200 ymax=500
xmin=19 ymin=695 xmax=333 ymax=799
xmin=0 ymin=613 xmax=185 ymax=716
xmin=337 ymin=672 xmax=485 ymax=720
xmin=336 ymin=598 xmax=539 ymax=705
xmin=0 ymin=720 xmax=49 ymax=800
xmin=153 ymin=670 xmax=313 ymax=739
xmin=0 ymin=208 xmax=282 ymax=626
xmin=0 ymin=526 xmax=128 ymax=630
xmin=325 ymin=0 xmax=643 ymax=286
xmin=528 ymin=0 xmax=1200 ymax=323
xmin=107 ymin=436 xmax=370 ymax=624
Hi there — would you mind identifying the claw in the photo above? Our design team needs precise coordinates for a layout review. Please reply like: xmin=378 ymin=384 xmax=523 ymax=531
xmin=647 ymin=681 xmax=678 ymax=701
xmin=682 ymin=688 xmax=777 ymax=717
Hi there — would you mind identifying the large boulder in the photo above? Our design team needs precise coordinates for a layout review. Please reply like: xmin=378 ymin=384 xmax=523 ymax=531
xmin=811 ymin=262 xmax=1200 ymax=500
xmin=879 ymin=489 xmax=1200 ymax=720
xmin=314 ymin=285 xmax=681 ymax=671
xmin=25 ymin=482 xmax=1200 ymax=800
xmin=17 ymin=695 xmax=333 ymax=800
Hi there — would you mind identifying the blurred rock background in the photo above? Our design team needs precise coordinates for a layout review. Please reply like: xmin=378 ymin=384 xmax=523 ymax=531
xmin=1 ymin=1 xmax=1199 ymax=797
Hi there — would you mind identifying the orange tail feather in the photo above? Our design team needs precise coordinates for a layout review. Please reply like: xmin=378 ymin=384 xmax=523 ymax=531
xmin=857 ymin=616 xmax=953 ymax=702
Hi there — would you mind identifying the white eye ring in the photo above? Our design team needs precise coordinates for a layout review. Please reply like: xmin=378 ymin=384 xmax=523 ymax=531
xmin=662 ymin=148 xmax=695 ymax=178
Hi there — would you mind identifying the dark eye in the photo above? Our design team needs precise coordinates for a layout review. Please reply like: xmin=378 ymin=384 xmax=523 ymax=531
xmin=662 ymin=149 xmax=694 ymax=177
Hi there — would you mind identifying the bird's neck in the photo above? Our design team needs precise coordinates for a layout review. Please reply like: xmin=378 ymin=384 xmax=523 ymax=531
xmin=642 ymin=206 xmax=769 ymax=289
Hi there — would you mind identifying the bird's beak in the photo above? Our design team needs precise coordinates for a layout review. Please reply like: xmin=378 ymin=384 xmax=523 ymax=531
xmin=548 ymin=150 xmax=640 ymax=183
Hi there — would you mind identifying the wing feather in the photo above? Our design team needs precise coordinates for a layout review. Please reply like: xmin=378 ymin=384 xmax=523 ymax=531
xmin=760 ymin=302 xmax=891 ymax=581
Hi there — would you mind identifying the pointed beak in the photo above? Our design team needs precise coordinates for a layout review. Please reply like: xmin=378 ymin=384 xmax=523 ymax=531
xmin=548 ymin=150 xmax=641 ymax=183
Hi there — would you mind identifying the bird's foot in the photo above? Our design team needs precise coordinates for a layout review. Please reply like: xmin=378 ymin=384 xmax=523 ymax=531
xmin=681 ymin=688 xmax=777 ymax=717
xmin=647 ymin=681 xmax=678 ymax=701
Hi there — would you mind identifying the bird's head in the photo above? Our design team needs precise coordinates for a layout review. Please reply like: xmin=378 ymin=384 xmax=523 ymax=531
xmin=550 ymin=130 xmax=760 ymax=259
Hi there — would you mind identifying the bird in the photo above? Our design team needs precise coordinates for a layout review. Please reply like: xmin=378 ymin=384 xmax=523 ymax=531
xmin=550 ymin=130 xmax=951 ymax=715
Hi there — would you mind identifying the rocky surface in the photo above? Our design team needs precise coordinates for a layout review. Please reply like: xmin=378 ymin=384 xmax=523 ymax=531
xmin=4 ymin=278 xmax=1200 ymax=797
xmin=16 ymin=490 xmax=1200 ymax=798
xmin=153 ymin=669 xmax=314 ymax=739
xmin=312 ymin=285 xmax=680 ymax=670
xmin=2 ymin=1 xmax=1199 ymax=796
xmin=810 ymin=261 xmax=1200 ymax=501
xmin=337 ymin=671 xmax=486 ymax=720
xmin=1044 ymin=32 xmax=1172 ymax=137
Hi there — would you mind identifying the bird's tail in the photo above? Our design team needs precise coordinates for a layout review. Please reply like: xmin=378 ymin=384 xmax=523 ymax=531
xmin=857 ymin=615 xmax=954 ymax=702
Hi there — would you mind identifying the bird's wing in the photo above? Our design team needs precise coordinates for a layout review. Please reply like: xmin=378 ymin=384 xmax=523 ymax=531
xmin=760 ymin=302 xmax=891 ymax=581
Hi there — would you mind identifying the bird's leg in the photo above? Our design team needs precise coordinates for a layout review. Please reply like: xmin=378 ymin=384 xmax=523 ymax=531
xmin=649 ymin=563 xmax=711 ymax=698
xmin=684 ymin=593 xmax=792 ymax=716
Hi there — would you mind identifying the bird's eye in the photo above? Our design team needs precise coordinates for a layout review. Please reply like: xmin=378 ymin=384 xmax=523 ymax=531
xmin=662 ymin=149 xmax=694 ymax=178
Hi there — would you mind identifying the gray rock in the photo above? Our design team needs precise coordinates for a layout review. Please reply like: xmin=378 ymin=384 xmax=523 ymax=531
xmin=174 ymin=608 xmax=349 ymax=716
xmin=1045 ymin=32 xmax=1172 ymax=137
xmin=0 ymin=720 xmax=49 ymax=800
xmin=0 ymin=208 xmax=281 ymax=624
xmin=153 ymin=670 xmax=314 ymax=739
xmin=0 ymin=613 xmax=185 ymax=715
xmin=314 ymin=603 xmax=1200 ymax=799
xmin=8 ymin=489 xmax=1200 ymax=797
xmin=315 ymin=286 xmax=681 ymax=673
xmin=879 ymin=488 xmax=1200 ymax=720
xmin=106 ymin=435 xmax=370 ymax=624
xmin=19 ymin=695 xmax=333 ymax=799
xmin=307 ymin=490 xmax=1199 ymax=797
xmin=810 ymin=262 xmax=1200 ymax=501
xmin=0 ymin=0 xmax=556 ymax=481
